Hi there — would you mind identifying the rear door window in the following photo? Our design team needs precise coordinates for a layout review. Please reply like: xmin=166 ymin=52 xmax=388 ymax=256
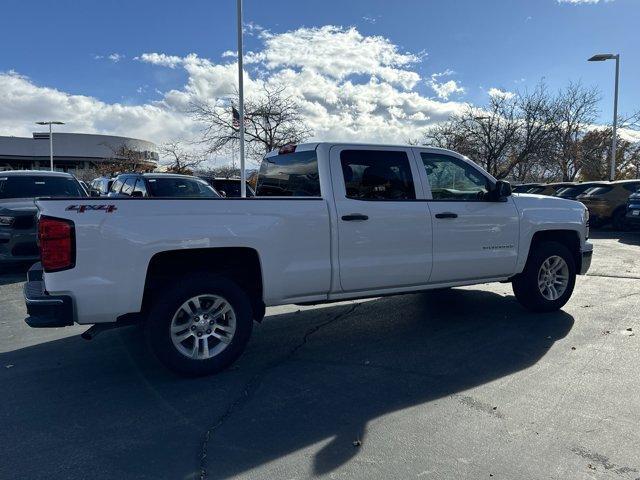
xmin=256 ymin=150 xmax=321 ymax=197
xmin=110 ymin=179 xmax=124 ymax=194
xmin=340 ymin=150 xmax=416 ymax=201
xmin=133 ymin=178 xmax=148 ymax=197
xmin=120 ymin=177 xmax=137 ymax=196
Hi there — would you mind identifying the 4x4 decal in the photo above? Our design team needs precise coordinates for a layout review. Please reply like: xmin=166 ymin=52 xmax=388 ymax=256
xmin=66 ymin=204 xmax=117 ymax=213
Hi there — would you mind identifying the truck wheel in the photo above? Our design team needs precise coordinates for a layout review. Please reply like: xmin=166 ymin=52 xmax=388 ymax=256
xmin=512 ymin=241 xmax=576 ymax=312
xmin=145 ymin=273 xmax=253 ymax=377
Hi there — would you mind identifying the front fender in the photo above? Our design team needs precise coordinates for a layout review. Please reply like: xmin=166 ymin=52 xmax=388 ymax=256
xmin=513 ymin=194 xmax=588 ymax=273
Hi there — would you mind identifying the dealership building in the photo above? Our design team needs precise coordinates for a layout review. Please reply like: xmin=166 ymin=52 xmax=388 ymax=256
xmin=0 ymin=132 xmax=158 ymax=173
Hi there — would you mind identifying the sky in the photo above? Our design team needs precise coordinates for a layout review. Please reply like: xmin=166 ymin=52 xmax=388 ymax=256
xmin=1 ymin=0 xmax=638 ymax=163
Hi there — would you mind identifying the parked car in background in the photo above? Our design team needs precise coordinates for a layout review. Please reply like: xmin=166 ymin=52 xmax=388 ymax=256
xmin=198 ymin=176 xmax=255 ymax=197
xmin=524 ymin=182 xmax=575 ymax=196
xmin=90 ymin=177 xmax=114 ymax=196
xmin=625 ymin=189 xmax=640 ymax=229
xmin=512 ymin=183 xmax=537 ymax=194
xmin=0 ymin=171 xmax=86 ymax=265
xmin=578 ymin=179 xmax=640 ymax=229
xmin=108 ymin=173 xmax=220 ymax=198
xmin=554 ymin=181 xmax=609 ymax=201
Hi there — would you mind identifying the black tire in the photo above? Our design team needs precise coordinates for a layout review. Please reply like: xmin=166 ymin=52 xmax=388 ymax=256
xmin=612 ymin=208 xmax=629 ymax=231
xmin=145 ymin=273 xmax=253 ymax=377
xmin=512 ymin=241 xmax=576 ymax=312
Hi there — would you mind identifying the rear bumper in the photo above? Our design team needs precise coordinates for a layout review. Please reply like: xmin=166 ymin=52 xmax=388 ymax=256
xmin=0 ymin=230 xmax=39 ymax=263
xmin=579 ymin=243 xmax=593 ymax=275
xmin=24 ymin=263 xmax=74 ymax=328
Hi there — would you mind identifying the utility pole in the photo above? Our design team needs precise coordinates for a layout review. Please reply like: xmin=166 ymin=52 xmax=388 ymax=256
xmin=35 ymin=121 xmax=65 ymax=171
xmin=237 ymin=0 xmax=246 ymax=197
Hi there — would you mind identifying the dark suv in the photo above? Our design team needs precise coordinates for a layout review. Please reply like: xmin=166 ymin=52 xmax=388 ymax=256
xmin=0 ymin=171 xmax=86 ymax=265
xmin=108 ymin=173 xmax=220 ymax=198
xmin=198 ymin=177 xmax=255 ymax=197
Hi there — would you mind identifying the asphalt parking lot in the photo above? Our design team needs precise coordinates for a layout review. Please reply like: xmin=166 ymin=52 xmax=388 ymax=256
xmin=1 ymin=230 xmax=639 ymax=480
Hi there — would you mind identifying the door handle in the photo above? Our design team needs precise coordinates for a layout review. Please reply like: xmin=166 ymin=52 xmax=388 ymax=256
xmin=435 ymin=212 xmax=458 ymax=219
xmin=342 ymin=214 xmax=369 ymax=222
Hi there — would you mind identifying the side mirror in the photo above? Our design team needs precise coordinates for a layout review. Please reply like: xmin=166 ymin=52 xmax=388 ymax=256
xmin=131 ymin=190 xmax=144 ymax=198
xmin=491 ymin=180 xmax=512 ymax=201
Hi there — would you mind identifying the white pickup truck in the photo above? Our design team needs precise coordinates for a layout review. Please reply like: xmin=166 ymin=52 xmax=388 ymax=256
xmin=24 ymin=143 xmax=592 ymax=376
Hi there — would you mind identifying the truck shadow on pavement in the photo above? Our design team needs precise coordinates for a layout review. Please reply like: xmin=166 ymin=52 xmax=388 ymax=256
xmin=0 ymin=288 xmax=573 ymax=480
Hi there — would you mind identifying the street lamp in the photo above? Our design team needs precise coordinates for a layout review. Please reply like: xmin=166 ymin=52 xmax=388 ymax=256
xmin=588 ymin=53 xmax=620 ymax=181
xmin=236 ymin=0 xmax=246 ymax=198
xmin=35 ymin=121 xmax=65 ymax=171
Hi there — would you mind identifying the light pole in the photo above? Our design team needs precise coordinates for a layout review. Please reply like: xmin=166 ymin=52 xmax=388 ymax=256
xmin=236 ymin=0 xmax=246 ymax=198
xmin=588 ymin=53 xmax=620 ymax=181
xmin=35 ymin=121 xmax=65 ymax=171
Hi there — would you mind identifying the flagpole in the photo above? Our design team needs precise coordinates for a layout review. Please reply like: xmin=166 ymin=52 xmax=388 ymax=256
xmin=236 ymin=0 xmax=246 ymax=198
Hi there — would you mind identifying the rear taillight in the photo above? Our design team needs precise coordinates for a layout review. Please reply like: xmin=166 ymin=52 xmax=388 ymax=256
xmin=38 ymin=216 xmax=75 ymax=272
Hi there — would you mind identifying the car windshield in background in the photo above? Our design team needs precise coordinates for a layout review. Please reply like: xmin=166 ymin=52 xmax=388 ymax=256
xmin=583 ymin=186 xmax=612 ymax=196
xmin=555 ymin=184 xmax=594 ymax=198
xmin=555 ymin=186 xmax=578 ymax=197
xmin=0 ymin=176 xmax=85 ymax=199
xmin=146 ymin=177 xmax=219 ymax=198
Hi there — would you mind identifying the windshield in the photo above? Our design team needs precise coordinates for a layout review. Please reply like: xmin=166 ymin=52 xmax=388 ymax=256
xmin=555 ymin=184 xmax=594 ymax=198
xmin=0 ymin=175 xmax=85 ymax=199
xmin=146 ymin=177 xmax=219 ymax=198
xmin=582 ymin=186 xmax=612 ymax=196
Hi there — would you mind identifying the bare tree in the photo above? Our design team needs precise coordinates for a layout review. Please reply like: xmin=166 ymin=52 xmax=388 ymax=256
xmin=96 ymin=143 xmax=154 ymax=176
xmin=580 ymin=123 xmax=640 ymax=180
xmin=189 ymin=84 xmax=313 ymax=164
xmin=425 ymin=92 xmax=521 ymax=179
xmin=424 ymin=81 xmax=614 ymax=183
xmin=548 ymin=82 xmax=600 ymax=181
xmin=508 ymin=84 xmax=557 ymax=181
xmin=159 ymin=141 xmax=205 ymax=175
xmin=196 ymin=165 xmax=242 ymax=179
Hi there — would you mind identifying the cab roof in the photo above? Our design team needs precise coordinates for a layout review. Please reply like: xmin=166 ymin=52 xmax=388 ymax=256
xmin=265 ymin=142 xmax=462 ymax=158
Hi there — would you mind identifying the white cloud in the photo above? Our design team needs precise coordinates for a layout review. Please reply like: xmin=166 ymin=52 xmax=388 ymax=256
xmin=0 ymin=70 xmax=194 ymax=143
xmin=1 ymin=25 xmax=468 ymax=157
xmin=108 ymin=53 xmax=124 ymax=63
xmin=135 ymin=53 xmax=184 ymax=69
xmin=427 ymin=71 xmax=465 ymax=100
xmin=488 ymin=87 xmax=515 ymax=100
xmin=245 ymin=26 xmax=423 ymax=89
